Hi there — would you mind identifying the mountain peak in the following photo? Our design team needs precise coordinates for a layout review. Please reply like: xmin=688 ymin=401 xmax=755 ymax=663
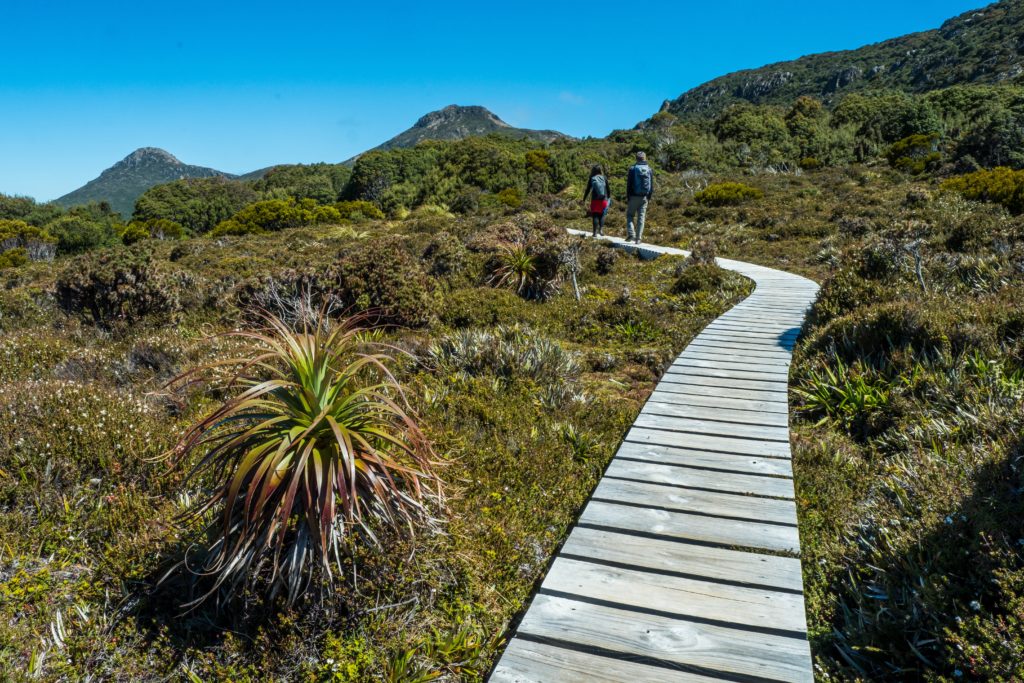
xmin=55 ymin=149 xmax=232 ymax=217
xmin=361 ymin=105 xmax=567 ymax=158
xmin=121 ymin=147 xmax=182 ymax=165
xmin=413 ymin=105 xmax=511 ymax=130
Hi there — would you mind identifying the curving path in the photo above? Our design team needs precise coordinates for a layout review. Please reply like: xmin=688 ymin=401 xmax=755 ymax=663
xmin=490 ymin=231 xmax=819 ymax=683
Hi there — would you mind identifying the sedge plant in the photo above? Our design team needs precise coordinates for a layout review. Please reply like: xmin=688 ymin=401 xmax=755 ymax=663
xmin=161 ymin=312 xmax=440 ymax=608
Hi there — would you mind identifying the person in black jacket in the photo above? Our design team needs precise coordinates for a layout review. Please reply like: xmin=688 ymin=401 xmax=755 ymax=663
xmin=582 ymin=164 xmax=611 ymax=237
xmin=626 ymin=151 xmax=654 ymax=244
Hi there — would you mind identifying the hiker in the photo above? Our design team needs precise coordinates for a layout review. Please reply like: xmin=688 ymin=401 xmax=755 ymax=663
xmin=626 ymin=151 xmax=654 ymax=244
xmin=582 ymin=164 xmax=611 ymax=237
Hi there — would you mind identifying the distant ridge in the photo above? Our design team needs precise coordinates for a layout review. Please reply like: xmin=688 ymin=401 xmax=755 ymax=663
xmin=55 ymin=148 xmax=233 ymax=217
xmin=651 ymin=0 xmax=1024 ymax=121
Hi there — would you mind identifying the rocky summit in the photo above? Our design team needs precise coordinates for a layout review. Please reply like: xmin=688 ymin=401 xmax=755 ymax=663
xmin=363 ymin=104 xmax=567 ymax=156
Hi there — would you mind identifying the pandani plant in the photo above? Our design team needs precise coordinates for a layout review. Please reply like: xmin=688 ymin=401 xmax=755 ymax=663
xmin=160 ymin=311 xmax=440 ymax=608
xmin=488 ymin=242 xmax=537 ymax=295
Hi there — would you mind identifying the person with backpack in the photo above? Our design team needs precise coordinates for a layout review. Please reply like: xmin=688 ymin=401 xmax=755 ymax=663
xmin=582 ymin=164 xmax=611 ymax=237
xmin=626 ymin=151 xmax=654 ymax=244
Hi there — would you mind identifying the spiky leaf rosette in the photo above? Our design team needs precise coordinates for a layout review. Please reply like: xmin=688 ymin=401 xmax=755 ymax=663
xmin=164 ymin=314 xmax=439 ymax=607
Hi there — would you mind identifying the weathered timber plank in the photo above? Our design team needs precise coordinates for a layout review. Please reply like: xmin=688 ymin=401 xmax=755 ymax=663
xmin=591 ymin=477 xmax=798 ymax=525
xmin=491 ymin=638 xmax=726 ymax=683
xmin=516 ymin=594 xmax=814 ymax=683
xmin=626 ymin=426 xmax=792 ymax=458
xmin=613 ymin=441 xmax=794 ymax=478
xmin=542 ymin=558 xmax=808 ymax=633
xmin=604 ymin=457 xmax=795 ymax=499
xmin=562 ymin=526 xmax=803 ymax=591
xmin=578 ymin=499 xmax=800 ymax=554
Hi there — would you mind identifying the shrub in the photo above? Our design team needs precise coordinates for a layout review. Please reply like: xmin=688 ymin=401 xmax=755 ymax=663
xmin=334 ymin=200 xmax=385 ymax=222
xmin=946 ymin=213 xmax=1002 ymax=252
xmin=836 ymin=216 xmax=874 ymax=237
xmin=886 ymin=133 xmax=941 ymax=174
xmin=54 ymin=247 xmax=197 ymax=327
xmin=44 ymin=214 xmax=117 ymax=254
xmin=162 ymin=314 xmax=439 ymax=607
xmin=210 ymin=198 xmax=342 ymax=236
xmin=687 ymin=236 xmax=717 ymax=265
xmin=595 ymin=248 xmax=618 ymax=275
xmin=0 ymin=247 xmax=28 ymax=269
xmin=422 ymin=232 xmax=469 ymax=279
xmin=429 ymin=325 xmax=582 ymax=407
xmin=942 ymin=167 xmax=1024 ymax=214
xmin=809 ymin=269 xmax=893 ymax=324
xmin=672 ymin=263 xmax=726 ymax=294
xmin=799 ymin=157 xmax=823 ymax=170
xmin=496 ymin=188 xmax=524 ymax=209
xmin=332 ymin=239 xmax=436 ymax=327
xmin=0 ymin=219 xmax=56 ymax=262
xmin=436 ymin=288 xmax=526 ymax=328
xmin=693 ymin=182 xmax=764 ymax=207
xmin=118 ymin=222 xmax=151 ymax=245
xmin=235 ymin=240 xmax=435 ymax=328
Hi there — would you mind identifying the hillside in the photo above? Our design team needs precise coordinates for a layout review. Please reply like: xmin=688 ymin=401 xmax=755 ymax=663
xmin=54 ymin=148 xmax=232 ymax=217
xmin=355 ymin=104 xmax=567 ymax=159
xmin=655 ymin=0 xmax=1024 ymax=120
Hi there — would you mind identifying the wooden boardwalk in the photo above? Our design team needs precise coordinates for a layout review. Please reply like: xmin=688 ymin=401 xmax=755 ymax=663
xmin=490 ymin=232 xmax=819 ymax=683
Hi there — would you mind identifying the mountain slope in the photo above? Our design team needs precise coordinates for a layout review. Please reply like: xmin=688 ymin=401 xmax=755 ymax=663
xmin=358 ymin=105 xmax=567 ymax=158
xmin=657 ymin=0 xmax=1024 ymax=120
xmin=55 ymin=148 xmax=233 ymax=217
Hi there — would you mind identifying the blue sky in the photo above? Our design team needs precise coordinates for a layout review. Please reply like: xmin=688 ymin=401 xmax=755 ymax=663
xmin=1 ymin=0 xmax=986 ymax=201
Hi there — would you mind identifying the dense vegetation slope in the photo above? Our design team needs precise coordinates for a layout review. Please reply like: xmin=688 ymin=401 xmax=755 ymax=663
xmin=654 ymin=0 xmax=1024 ymax=120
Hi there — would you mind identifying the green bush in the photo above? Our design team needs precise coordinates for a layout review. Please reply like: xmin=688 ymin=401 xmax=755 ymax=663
xmin=0 ymin=247 xmax=28 ymax=269
xmin=886 ymin=133 xmax=941 ymax=174
xmin=422 ymin=232 xmax=470 ymax=279
xmin=44 ymin=214 xmax=118 ymax=254
xmin=333 ymin=239 xmax=436 ymax=327
xmin=334 ymin=200 xmax=385 ymax=222
xmin=119 ymin=222 xmax=151 ymax=245
xmin=694 ymin=182 xmax=764 ymax=207
xmin=436 ymin=287 xmax=527 ymax=328
xmin=946 ymin=212 xmax=1002 ymax=252
xmin=672 ymin=263 xmax=726 ymax=294
xmin=496 ymin=188 xmax=524 ymax=209
xmin=0 ymin=219 xmax=57 ymax=262
xmin=942 ymin=167 xmax=1024 ymax=214
xmin=54 ymin=247 xmax=198 ymax=327
xmin=210 ymin=198 xmax=342 ymax=236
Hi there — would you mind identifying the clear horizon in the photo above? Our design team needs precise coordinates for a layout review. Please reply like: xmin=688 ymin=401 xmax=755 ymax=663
xmin=1 ymin=0 xmax=987 ymax=202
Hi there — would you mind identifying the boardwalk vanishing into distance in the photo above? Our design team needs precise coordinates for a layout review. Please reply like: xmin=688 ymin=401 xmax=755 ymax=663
xmin=490 ymin=231 xmax=820 ymax=683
